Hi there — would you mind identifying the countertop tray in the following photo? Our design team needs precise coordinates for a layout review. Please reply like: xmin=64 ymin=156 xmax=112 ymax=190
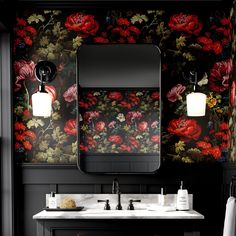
xmin=43 ymin=206 xmax=84 ymax=211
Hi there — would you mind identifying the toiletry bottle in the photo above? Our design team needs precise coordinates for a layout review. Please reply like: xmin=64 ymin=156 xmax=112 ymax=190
xmin=160 ymin=187 xmax=165 ymax=206
xmin=48 ymin=192 xmax=57 ymax=209
xmin=176 ymin=181 xmax=189 ymax=211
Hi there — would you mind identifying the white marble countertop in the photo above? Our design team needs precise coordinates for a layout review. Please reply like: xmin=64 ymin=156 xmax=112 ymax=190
xmin=33 ymin=194 xmax=204 ymax=220
xmin=33 ymin=209 xmax=204 ymax=220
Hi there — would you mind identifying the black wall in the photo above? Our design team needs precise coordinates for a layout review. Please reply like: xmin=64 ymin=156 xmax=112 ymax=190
xmin=15 ymin=162 xmax=226 ymax=236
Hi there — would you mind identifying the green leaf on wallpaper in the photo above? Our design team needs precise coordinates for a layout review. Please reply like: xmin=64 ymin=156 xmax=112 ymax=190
xmin=52 ymin=10 xmax=61 ymax=16
xmin=27 ymin=14 xmax=45 ymax=24
xmin=52 ymin=112 xmax=61 ymax=121
xmin=14 ymin=105 xmax=24 ymax=116
xmin=39 ymin=140 xmax=49 ymax=151
xmin=176 ymin=36 xmax=186 ymax=49
xmin=156 ymin=22 xmax=165 ymax=35
xmin=147 ymin=10 xmax=165 ymax=16
xmin=73 ymin=36 xmax=83 ymax=50
xmin=188 ymin=43 xmax=202 ymax=49
xmin=175 ymin=141 xmax=185 ymax=154
xmin=27 ymin=118 xmax=45 ymax=129
xmin=44 ymin=10 xmax=61 ymax=15
xmin=181 ymin=156 xmax=194 ymax=163
xmin=52 ymin=127 xmax=68 ymax=144
xmin=47 ymin=53 xmax=56 ymax=60
xmin=52 ymin=22 xmax=68 ymax=40
xmin=131 ymin=14 xmax=148 ymax=24
xmin=182 ymin=52 xmax=195 ymax=61
xmin=44 ymin=10 xmax=51 ymax=14
xmin=35 ymin=152 xmax=48 ymax=162
xmin=72 ymin=141 xmax=78 ymax=154
xmin=52 ymin=100 xmax=61 ymax=111
xmin=37 ymin=47 xmax=48 ymax=58
xmin=39 ymin=36 xmax=49 ymax=47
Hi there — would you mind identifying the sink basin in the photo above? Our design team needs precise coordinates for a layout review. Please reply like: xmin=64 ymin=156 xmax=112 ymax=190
xmin=146 ymin=205 xmax=176 ymax=212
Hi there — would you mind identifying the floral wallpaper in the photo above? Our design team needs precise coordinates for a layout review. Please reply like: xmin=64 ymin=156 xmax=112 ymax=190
xmin=79 ymin=89 xmax=160 ymax=154
xmin=13 ymin=6 xmax=235 ymax=164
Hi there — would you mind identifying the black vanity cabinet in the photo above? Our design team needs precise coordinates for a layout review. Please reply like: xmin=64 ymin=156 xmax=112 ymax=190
xmin=35 ymin=219 xmax=203 ymax=236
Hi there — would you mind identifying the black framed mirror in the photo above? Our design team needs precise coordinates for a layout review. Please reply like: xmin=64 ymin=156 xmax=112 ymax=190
xmin=77 ymin=44 xmax=161 ymax=174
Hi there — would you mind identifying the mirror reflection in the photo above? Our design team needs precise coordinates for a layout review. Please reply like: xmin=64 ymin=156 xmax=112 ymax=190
xmin=77 ymin=44 xmax=161 ymax=174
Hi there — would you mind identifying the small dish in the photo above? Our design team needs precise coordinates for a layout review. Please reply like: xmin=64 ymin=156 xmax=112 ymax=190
xmin=43 ymin=206 xmax=84 ymax=211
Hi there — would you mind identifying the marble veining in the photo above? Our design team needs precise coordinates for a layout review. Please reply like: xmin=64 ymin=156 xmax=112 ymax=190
xmin=33 ymin=209 xmax=204 ymax=220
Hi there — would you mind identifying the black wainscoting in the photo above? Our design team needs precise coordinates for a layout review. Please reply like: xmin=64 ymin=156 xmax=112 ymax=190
xmin=15 ymin=162 xmax=224 ymax=236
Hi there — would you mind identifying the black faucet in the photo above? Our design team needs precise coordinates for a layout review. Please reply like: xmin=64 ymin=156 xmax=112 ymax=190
xmin=112 ymin=178 xmax=122 ymax=210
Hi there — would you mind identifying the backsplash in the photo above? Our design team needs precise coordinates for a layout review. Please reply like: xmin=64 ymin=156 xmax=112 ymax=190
xmin=13 ymin=6 xmax=236 ymax=164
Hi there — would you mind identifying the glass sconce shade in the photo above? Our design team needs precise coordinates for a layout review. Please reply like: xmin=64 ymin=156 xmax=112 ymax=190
xmin=32 ymin=61 xmax=57 ymax=117
xmin=32 ymin=91 xmax=52 ymax=117
xmin=186 ymin=92 xmax=206 ymax=117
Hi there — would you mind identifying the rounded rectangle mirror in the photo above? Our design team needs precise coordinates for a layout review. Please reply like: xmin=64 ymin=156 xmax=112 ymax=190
xmin=77 ymin=44 xmax=161 ymax=174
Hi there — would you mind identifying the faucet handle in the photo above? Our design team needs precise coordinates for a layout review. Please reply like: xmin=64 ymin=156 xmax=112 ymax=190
xmin=127 ymin=199 xmax=141 ymax=210
xmin=97 ymin=199 xmax=111 ymax=210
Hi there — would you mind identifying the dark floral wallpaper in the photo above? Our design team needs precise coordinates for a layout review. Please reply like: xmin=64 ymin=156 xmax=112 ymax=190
xmin=79 ymin=89 xmax=160 ymax=154
xmin=13 ymin=6 xmax=235 ymax=164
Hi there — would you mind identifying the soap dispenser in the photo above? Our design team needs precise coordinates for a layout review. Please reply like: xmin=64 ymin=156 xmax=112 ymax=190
xmin=176 ymin=181 xmax=189 ymax=211
xmin=48 ymin=192 xmax=57 ymax=209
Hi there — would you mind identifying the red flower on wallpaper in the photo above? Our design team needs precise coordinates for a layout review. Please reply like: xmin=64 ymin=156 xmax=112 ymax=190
xmin=14 ymin=59 xmax=36 ymax=92
xmin=94 ymin=17 xmax=141 ymax=44
xmin=128 ymin=92 xmax=140 ymax=105
xmin=80 ymin=143 xmax=88 ymax=152
xmin=197 ymin=36 xmax=222 ymax=55
xmin=219 ymin=122 xmax=229 ymax=130
xmin=65 ymin=13 xmax=99 ymax=37
xmin=201 ymin=146 xmax=221 ymax=159
xmin=120 ymin=101 xmax=132 ymax=109
xmin=151 ymin=135 xmax=160 ymax=143
xmin=166 ymin=84 xmax=186 ymax=102
xmin=209 ymin=59 xmax=233 ymax=93
xmin=151 ymin=92 xmax=160 ymax=100
xmin=168 ymin=13 xmax=202 ymax=36
xmin=128 ymin=137 xmax=140 ymax=148
xmin=83 ymin=111 xmax=100 ymax=123
xmin=63 ymin=84 xmax=77 ymax=102
xmin=94 ymin=36 xmax=109 ymax=43
xmin=45 ymin=85 xmax=57 ymax=104
xmin=120 ymin=144 xmax=132 ymax=152
xmin=14 ymin=18 xmax=37 ymax=51
xmin=126 ymin=111 xmax=142 ymax=124
xmin=108 ymin=135 xmax=123 ymax=145
xmin=138 ymin=121 xmax=148 ymax=132
xmin=64 ymin=119 xmax=77 ymax=136
xmin=22 ymin=109 xmax=32 ymax=120
xmin=108 ymin=91 xmax=123 ymax=101
xmin=14 ymin=122 xmax=36 ymax=151
xmin=167 ymin=117 xmax=202 ymax=141
xmin=95 ymin=121 xmax=106 ymax=132
xmin=85 ymin=136 xmax=97 ymax=148
xmin=196 ymin=141 xmax=212 ymax=149
xmin=15 ymin=121 xmax=26 ymax=131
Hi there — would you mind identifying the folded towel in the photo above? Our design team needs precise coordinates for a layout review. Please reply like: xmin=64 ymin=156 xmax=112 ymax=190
xmin=223 ymin=196 xmax=236 ymax=236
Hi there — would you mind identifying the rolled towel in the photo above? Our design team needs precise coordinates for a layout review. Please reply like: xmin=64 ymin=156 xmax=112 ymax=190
xmin=223 ymin=196 xmax=236 ymax=236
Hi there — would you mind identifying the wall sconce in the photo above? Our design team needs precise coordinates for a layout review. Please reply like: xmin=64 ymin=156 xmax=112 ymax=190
xmin=32 ymin=61 xmax=57 ymax=117
xmin=185 ymin=71 xmax=206 ymax=117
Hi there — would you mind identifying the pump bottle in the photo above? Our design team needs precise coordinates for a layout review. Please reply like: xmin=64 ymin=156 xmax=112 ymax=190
xmin=176 ymin=181 xmax=189 ymax=211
